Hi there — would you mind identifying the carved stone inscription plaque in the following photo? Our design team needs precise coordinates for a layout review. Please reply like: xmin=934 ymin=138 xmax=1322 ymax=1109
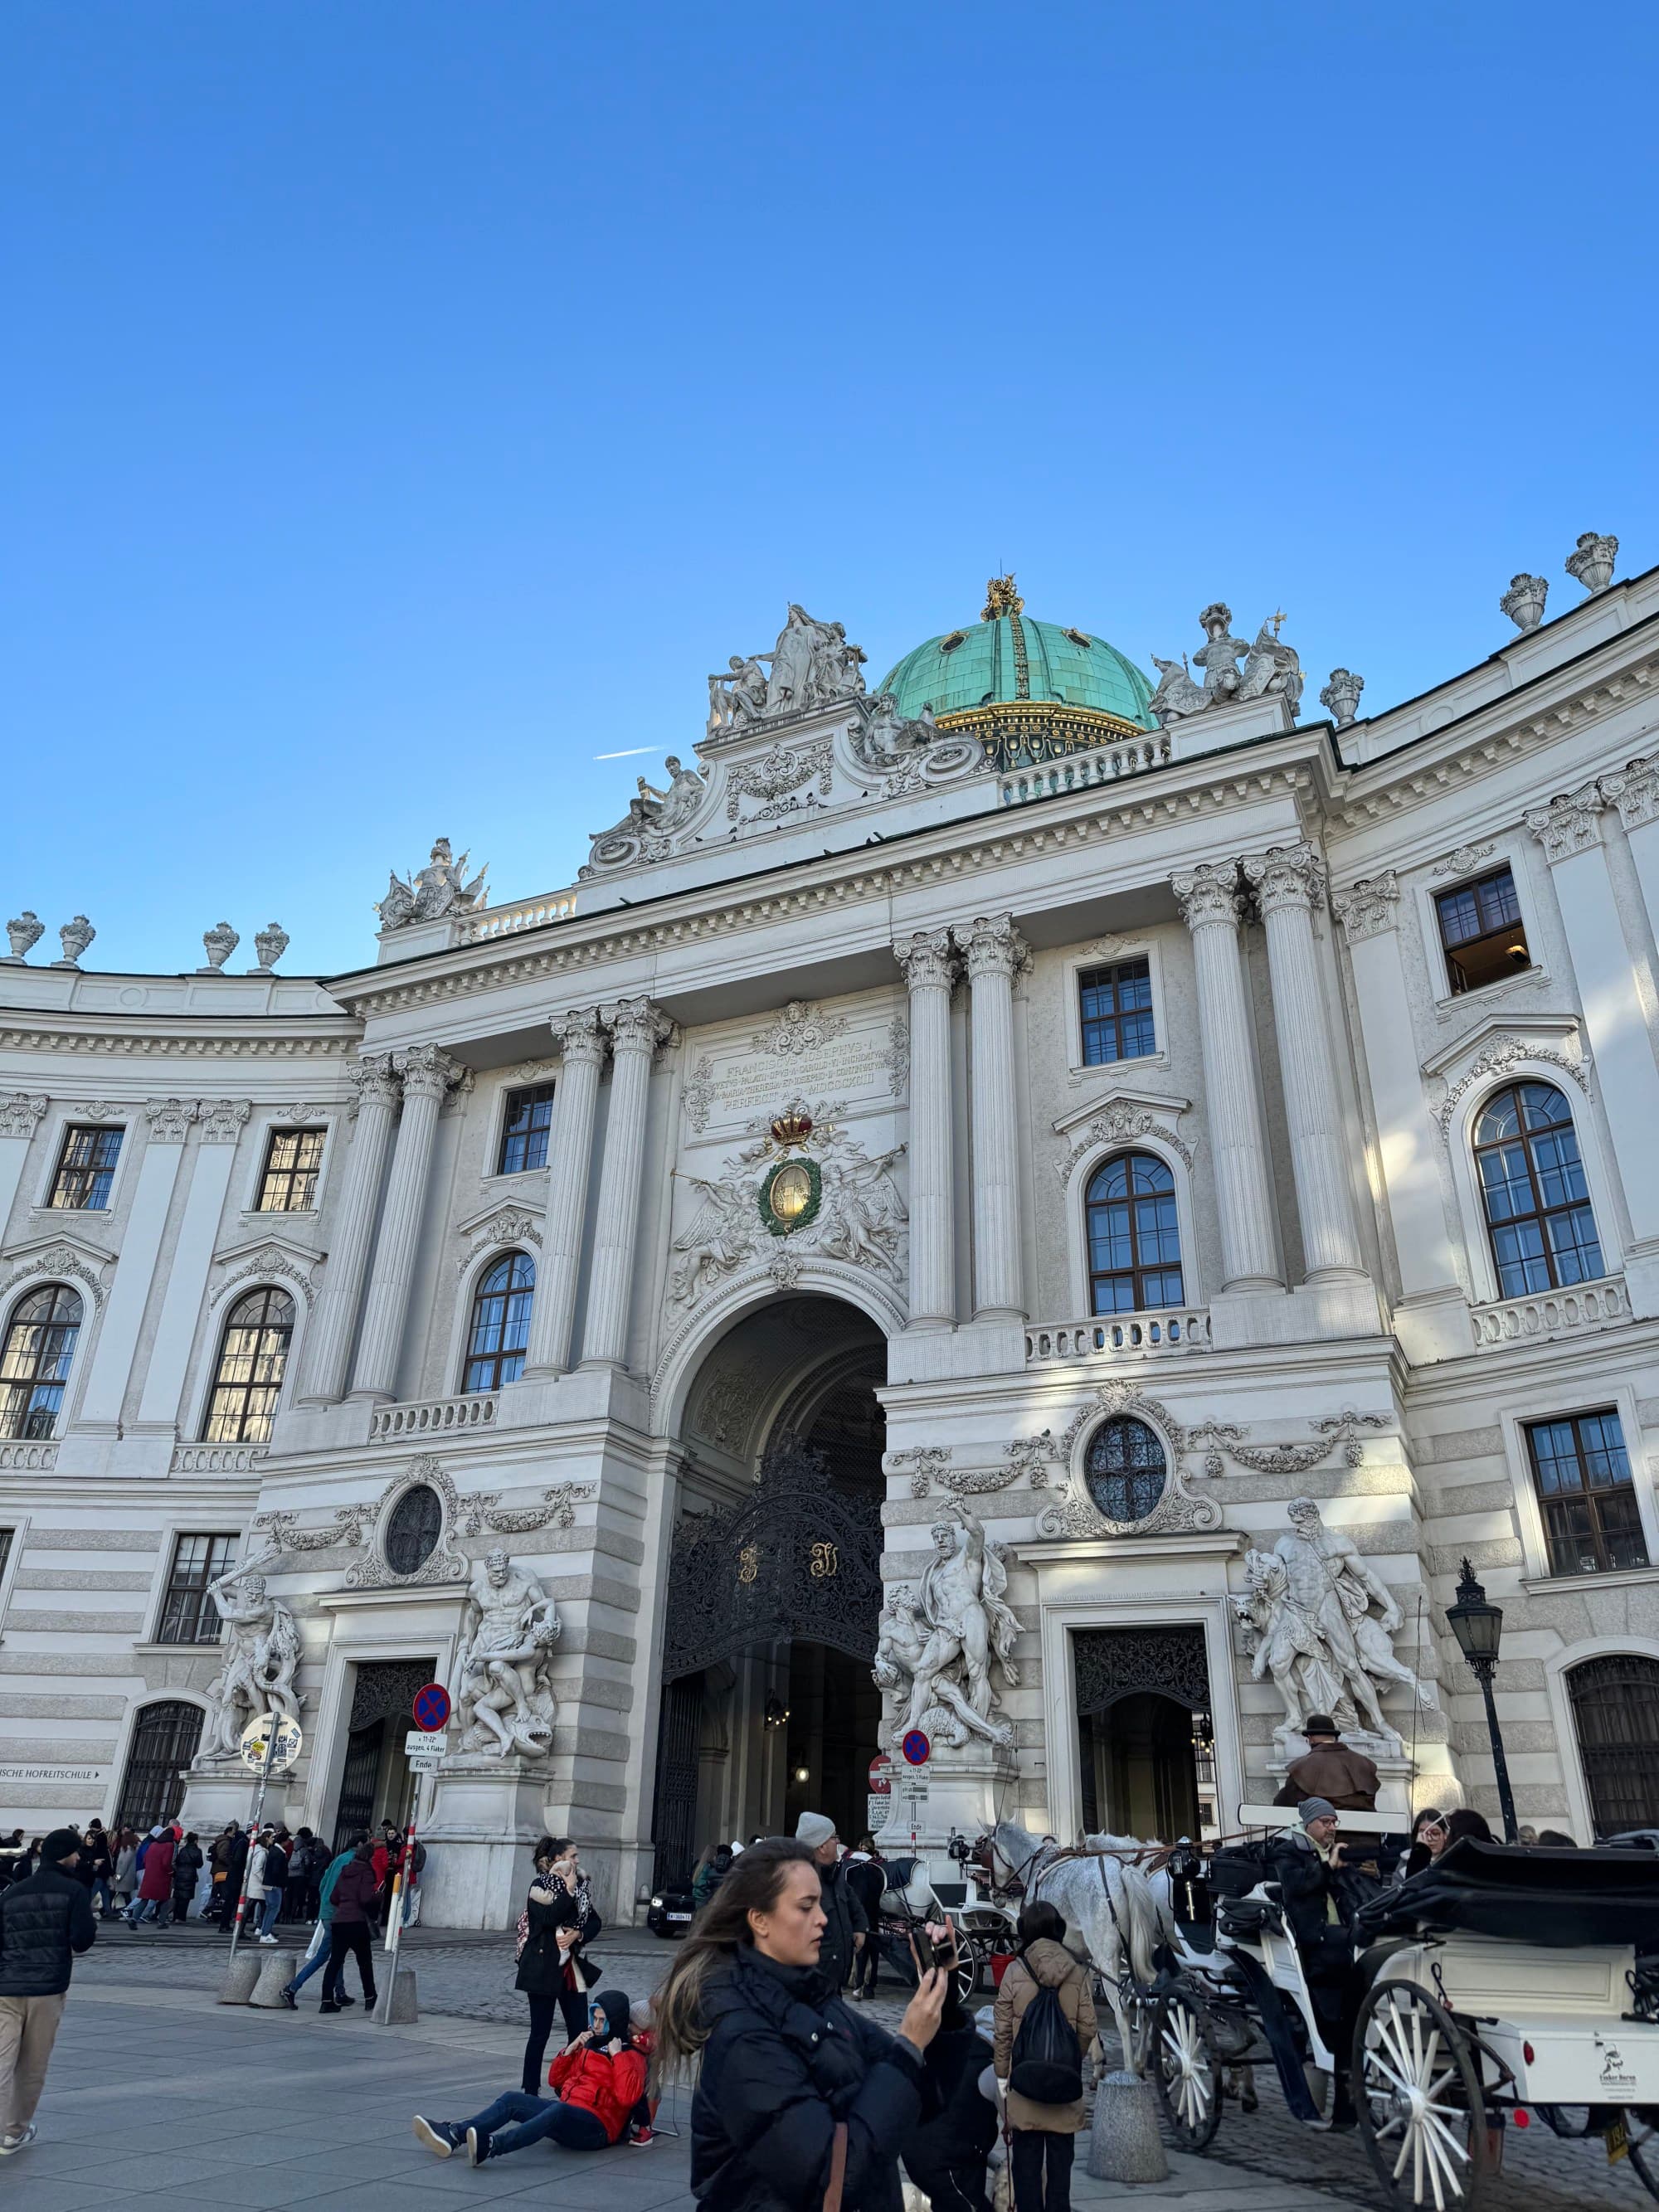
xmin=682 ymin=1001 xmax=905 ymax=1134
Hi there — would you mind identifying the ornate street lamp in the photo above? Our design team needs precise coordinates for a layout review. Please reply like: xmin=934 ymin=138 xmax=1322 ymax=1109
xmin=1445 ymin=1557 xmax=1520 ymax=1843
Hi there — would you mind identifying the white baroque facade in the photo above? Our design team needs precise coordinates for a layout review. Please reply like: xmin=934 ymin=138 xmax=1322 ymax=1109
xmin=4 ymin=561 xmax=1659 ymax=1922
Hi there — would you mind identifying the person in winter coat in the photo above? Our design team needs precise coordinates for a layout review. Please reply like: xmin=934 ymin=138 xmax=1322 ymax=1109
xmin=112 ymin=1833 xmax=138 ymax=1913
xmin=413 ymin=1988 xmax=647 ymax=2165
xmin=844 ymin=1841 xmax=886 ymax=2002
xmin=73 ymin=1825 xmax=114 ymax=1920
xmin=993 ymin=1901 xmax=1098 ymax=2212
xmin=170 ymin=1834 xmax=203 ymax=1924
xmin=127 ymin=1828 xmax=175 ymax=1928
xmin=319 ymin=1839 xmax=379 ymax=2012
xmin=255 ymin=1831 xmax=290 ymax=1942
xmin=514 ymin=1840 xmax=596 ymax=2092
xmin=280 ymin=1840 xmax=357 ymax=2010
xmin=0 ymin=1827 xmax=96 ymax=2155
xmin=794 ymin=1811 xmax=868 ymax=1991
xmin=655 ymin=1835 xmax=954 ymax=2212
xmin=1272 ymin=1716 xmax=1381 ymax=1812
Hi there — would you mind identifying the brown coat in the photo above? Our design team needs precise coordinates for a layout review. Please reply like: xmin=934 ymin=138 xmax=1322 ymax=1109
xmin=1272 ymin=1742 xmax=1380 ymax=1811
xmin=992 ymin=1938 xmax=1098 ymax=2133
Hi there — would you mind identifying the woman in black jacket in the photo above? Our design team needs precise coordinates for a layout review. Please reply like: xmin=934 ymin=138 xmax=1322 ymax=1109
xmin=655 ymin=1836 xmax=951 ymax=2212
xmin=515 ymin=1837 xmax=600 ymax=2093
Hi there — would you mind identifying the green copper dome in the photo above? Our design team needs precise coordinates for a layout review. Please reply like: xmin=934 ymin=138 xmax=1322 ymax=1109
xmin=878 ymin=577 xmax=1156 ymax=733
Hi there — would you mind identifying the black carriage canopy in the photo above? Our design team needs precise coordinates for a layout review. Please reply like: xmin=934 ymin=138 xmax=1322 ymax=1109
xmin=1355 ymin=1838 xmax=1659 ymax=1948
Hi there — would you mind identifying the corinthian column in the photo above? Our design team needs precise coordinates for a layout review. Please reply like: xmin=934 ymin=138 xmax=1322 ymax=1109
xmin=349 ymin=1044 xmax=462 ymax=1401
xmin=581 ymin=997 xmax=676 ymax=1369
xmin=1243 ymin=843 xmax=1366 ymax=1281
xmin=522 ymin=1008 xmax=607 ymax=1378
xmin=894 ymin=930 xmax=958 ymax=1330
xmin=957 ymin=914 xmax=1027 ymax=1321
xmin=1172 ymin=863 xmax=1282 ymax=1291
xmin=298 ymin=1055 xmax=400 ymax=1403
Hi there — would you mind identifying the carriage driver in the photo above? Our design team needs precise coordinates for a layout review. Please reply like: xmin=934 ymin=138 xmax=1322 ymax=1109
xmin=1266 ymin=1797 xmax=1364 ymax=2125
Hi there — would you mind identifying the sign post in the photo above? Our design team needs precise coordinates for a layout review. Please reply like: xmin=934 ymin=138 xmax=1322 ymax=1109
xmin=898 ymin=1729 xmax=930 ymax=1848
xmin=866 ymin=1753 xmax=892 ymax=1840
xmin=376 ymin=1684 xmax=450 ymax=2025
xmin=227 ymin=1713 xmax=301 ymax=1970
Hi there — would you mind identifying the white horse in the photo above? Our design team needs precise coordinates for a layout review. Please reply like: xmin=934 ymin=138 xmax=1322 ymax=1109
xmin=980 ymin=1820 xmax=1171 ymax=2071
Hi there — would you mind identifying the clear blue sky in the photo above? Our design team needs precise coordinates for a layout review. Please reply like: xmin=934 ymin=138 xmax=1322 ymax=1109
xmin=3 ymin=4 xmax=1654 ymax=979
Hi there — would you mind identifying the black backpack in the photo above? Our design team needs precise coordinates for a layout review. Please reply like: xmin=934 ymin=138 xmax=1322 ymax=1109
xmin=1009 ymin=1973 xmax=1083 ymax=2105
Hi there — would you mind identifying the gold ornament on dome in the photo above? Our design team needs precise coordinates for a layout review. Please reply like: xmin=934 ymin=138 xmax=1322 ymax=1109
xmin=981 ymin=573 xmax=1025 ymax=621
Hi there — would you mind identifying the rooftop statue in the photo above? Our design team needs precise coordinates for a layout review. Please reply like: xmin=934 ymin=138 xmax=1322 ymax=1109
xmin=377 ymin=837 xmax=489 ymax=932
xmin=707 ymin=605 xmax=866 ymax=733
xmin=1149 ymin=604 xmax=1304 ymax=727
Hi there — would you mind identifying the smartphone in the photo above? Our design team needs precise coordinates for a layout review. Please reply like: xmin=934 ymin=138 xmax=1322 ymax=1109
xmin=912 ymin=1928 xmax=957 ymax=1976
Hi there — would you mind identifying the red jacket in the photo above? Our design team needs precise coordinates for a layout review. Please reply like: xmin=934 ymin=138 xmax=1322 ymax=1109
xmin=547 ymin=2041 xmax=648 ymax=2143
xmin=138 ymin=1837 xmax=175 ymax=1902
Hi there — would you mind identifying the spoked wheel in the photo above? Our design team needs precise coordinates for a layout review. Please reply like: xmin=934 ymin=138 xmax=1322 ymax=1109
xmin=1354 ymin=1979 xmax=1492 ymax=2211
xmin=950 ymin=1937 xmax=980 ymax=2005
xmin=1152 ymin=1987 xmax=1222 ymax=2151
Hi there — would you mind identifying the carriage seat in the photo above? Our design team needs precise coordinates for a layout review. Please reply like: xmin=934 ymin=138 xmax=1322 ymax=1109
xmin=1215 ymin=1885 xmax=1286 ymax=1942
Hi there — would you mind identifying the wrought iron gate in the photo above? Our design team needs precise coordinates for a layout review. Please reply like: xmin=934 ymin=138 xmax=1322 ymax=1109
xmin=115 ymin=1699 xmax=203 ymax=1833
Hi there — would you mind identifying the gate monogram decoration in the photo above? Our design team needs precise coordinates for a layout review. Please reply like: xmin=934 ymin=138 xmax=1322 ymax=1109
xmin=660 ymin=1436 xmax=883 ymax=1680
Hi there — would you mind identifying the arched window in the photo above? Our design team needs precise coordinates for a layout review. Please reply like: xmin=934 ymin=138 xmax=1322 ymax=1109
xmin=462 ymin=1252 xmax=535 ymax=1393
xmin=1568 ymin=1654 xmax=1659 ymax=1836
xmin=0 ymin=1284 xmax=83 ymax=1441
xmin=1085 ymin=1152 xmax=1184 ymax=1314
xmin=202 ymin=1287 xmax=294 ymax=1444
xmin=1473 ymin=1082 xmax=1603 ymax=1296
xmin=115 ymin=1699 xmax=204 ymax=1833
xmin=1084 ymin=1416 xmax=1168 ymax=1524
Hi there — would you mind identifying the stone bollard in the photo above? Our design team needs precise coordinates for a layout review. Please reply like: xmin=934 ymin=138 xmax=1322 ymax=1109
xmin=1087 ymin=2069 xmax=1170 ymax=2185
xmin=250 ymin=1949 xmax=302 ymax=2007
xmin=381 ymin=1968 xmax=419 ymax=2024
xmin=218 ymin=1949 xmax=264 ymax=2005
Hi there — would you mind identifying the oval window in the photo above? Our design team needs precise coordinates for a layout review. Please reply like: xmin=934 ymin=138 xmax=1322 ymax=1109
xmin=1084 ymin=1417 xmax=1167 ymax=1524
xmin=385 ymin=1484 xmax=443 ymax=1576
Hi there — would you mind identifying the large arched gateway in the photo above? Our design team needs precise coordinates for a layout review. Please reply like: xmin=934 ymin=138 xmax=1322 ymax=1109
xmin=653 ymin=1294 xmax=887 ymax=1881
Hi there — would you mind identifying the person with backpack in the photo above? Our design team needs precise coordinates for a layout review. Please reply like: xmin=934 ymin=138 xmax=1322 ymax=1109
xmin=279 ymin=1836 xmax=358 ymax=2010
xmin=993 ymin=1901 xmax=1097 ymax=2212
xmin=170 ymin=1833 xmax=203 ymax=1925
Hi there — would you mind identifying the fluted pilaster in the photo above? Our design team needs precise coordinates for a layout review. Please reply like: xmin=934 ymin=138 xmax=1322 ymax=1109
xmin=299 ymin=1055 xmax=400 ymax=1403
xmin=1172 ymin=863 xmax=1281 ymax=1291
xmin=957 ymin=913 xmax=1026 ymax=1320
xmin=522 ymin=1009 xmax=608 ymax=1378
xmin=581 ymin=997 xmax=677 ymax=1369
xmin=894 ymin=929 xmax=958 ymax=1330
xmin=1243 ymin=843 xmax=1365 ymax=1281
xmin=349 ymin=1044 xmax=463 ymax=1400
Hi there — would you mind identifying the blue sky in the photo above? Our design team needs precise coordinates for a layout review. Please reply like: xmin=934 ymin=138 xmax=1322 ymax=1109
xmin=3 ymin=3 xmax=1654 ymax=979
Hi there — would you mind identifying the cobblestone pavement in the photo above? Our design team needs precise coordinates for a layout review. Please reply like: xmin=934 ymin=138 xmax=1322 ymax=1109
xmin=64 ymin=1922 xmax=1659 ymax=2212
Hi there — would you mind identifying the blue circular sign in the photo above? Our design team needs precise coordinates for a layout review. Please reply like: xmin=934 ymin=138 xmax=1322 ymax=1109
xmin=412 ymin=1682 xmax=451 ymax=1733
xmin=901 ymin=1729 xmax=930 ymax=1767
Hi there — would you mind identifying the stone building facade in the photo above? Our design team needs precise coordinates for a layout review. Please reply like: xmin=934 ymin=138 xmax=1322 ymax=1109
xmin=3 ymin=553 xmax=1659 ymax=1924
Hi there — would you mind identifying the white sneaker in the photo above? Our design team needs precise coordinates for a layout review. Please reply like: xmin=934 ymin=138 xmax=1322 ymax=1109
xmin=258 ymin=1934 xmax=279 ymax=1946
xmin=0 ymin=2124 xmax=37 ymax=2156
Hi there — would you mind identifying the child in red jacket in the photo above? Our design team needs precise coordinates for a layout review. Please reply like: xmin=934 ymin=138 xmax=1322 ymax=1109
xmin=413 ymin=1989 xmax=646 ymax=2166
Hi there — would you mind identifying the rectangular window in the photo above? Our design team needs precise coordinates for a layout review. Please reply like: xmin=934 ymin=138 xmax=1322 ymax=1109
xmin=1078 ymin=959 xmax=1156 ymax=1066
xmin=498 ymin=1083 xmax=556 ymax=1175
xmin=1525 ymin=1410 xmax=1649 ymax=1578
xmin=256 ymin=1127 xmax=325 ymax=1212
xmin=156 ymin=1532 xmax=239 ymax=1644
xmin=0 ymin=1529 xmax=11 ymax=1583
xmin=1436 ymin=865 xmax=1530 ymax=995
xmin=49 ymin=1124 xmax=123 ymax=1209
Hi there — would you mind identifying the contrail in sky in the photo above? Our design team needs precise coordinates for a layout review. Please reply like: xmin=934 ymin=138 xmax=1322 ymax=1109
xmin=593 ymin=746 xmax=657 ymax=760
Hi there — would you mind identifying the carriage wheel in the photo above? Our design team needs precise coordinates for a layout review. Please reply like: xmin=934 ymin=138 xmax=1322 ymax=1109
xmin=951 ymin=1937 xmax=980 ymax=2005
xmin=1626 ymin=2114 xmax=1659 ymax=2200
xmin=1152 ymin=1988 xmax=1222 ymax=2151
xmin=1355 ymin=1980 xmax=1492 ymax=2211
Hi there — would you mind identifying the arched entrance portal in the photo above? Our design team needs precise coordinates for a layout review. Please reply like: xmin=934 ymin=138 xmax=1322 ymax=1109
xmin=1073 ymin=1625 xmax=1217 ymax=1841
xmin=654 ymin=1296 xmax=887 ymax=1883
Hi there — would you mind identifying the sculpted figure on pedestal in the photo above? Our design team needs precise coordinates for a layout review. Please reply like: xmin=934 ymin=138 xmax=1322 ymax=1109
xmin=872 ymin=1501 xmax=1019 ymax=1752
xmin=204 ymin=1565 xmax=303 ymax=1755
xmin=1150 ymin=605 xmax=1304 ymax=726
xmin=377 ymin=838 xmax=489 ymax=931
xmin=455 ymin=1548 xmax=561 ymax=1758
xmin=707 ymin=606 xmax=867 ymax=732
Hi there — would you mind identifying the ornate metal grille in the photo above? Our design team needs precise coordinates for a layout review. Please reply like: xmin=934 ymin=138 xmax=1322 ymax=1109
xmin=385 ymin=1485 xmax=443 ymax=1576
xmin=1083 ymin=1417 xmax=1168 ymax=1524
xmin=333 ymin=1720 xmax=384 ymax=1851
xmin=115 ymin=1700 xmax=203 ymax=1833
xmin=348 ymin=1658 xmax=438 ymax=1729
xmin=1073 ymin=1624 xmax=1210 ymax=1718
xmin=652 ymin=1675 xmax=703 ymax=1889
xmin=1568 ymin=1653 xmax=1659 ymax=1835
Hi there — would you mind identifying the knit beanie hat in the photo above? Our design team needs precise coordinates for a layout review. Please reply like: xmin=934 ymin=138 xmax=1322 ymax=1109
xmin=795 ymin=1811 xmax=836 ymax=1850
xmin=42 ymin=1827 xmax=83 ymax=1864
xmin=1299 ymin=1797 xmax=1338 ymax=1826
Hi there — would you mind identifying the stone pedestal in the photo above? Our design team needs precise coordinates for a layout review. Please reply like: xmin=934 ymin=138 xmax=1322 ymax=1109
xmin=419 ymin=1753 xmax=561 ymax=1928
xmin=379 ymin=1967 xmax=420 ymax=2024
xmin=251 ymin=1949 xmax=302 ymax=2006
xmin=219 ymin=1950 xmax=263 ymax=2005
xmin=874 ymin=1748 xmax=1014 ymax=1884
xmin=178 ymin=1756 xmax=294 ymax=1838
xmin=1087 ymin=2070 xmax=1169 ymax=2185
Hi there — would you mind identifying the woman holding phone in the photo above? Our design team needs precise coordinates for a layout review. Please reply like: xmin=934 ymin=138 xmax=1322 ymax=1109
xmin=515 ymin=1836 xmax=600 ymax=2093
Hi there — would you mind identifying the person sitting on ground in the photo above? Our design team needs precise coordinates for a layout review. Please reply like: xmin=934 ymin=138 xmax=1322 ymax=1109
xmin=412 ymin=1988 xmax=647 ymax=2165
xmin=1272 ymin=1715 xmax=1380 ymax=1811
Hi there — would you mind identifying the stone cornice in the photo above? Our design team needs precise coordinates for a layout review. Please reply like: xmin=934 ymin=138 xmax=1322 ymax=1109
xmin=0 ymin=1026 xmax=356 ymax=1060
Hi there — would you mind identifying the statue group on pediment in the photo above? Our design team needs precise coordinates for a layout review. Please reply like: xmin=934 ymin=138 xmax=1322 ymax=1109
xmin=1149 ymin=603 xmax=1305 ymax=727
xmin=707 ymin=604 xmax=867 ymax=734
xmin=376 ymin=838 xmax=489 ymax=932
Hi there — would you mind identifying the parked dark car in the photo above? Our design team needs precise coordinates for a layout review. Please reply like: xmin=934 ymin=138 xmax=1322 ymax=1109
xmin=645 ymin=1880 xmax=694 ymax=1936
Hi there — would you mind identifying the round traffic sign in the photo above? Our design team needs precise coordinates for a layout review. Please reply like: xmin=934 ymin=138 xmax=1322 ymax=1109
xmin=868 ymin=1755 xmax=892 ymax=1795
xmin=239 ymin=1712 xmax=303 ymax=1773
xmin=412 ymin=1682 xmax=451 ymax=1733
xmin=901 ymin=1729 xmax=930 ymax=1767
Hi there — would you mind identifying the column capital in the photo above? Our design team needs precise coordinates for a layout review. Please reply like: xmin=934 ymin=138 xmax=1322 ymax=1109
xmin=606 ymin=995 xmax=678 ymax=1057
xmin=144 ymin=1096 xmax=199 ymax=1144
xmin=1601 ymin=756 xmax=1659 ymax=834
xmin=1331 ymin=870 xmax=1401 ymax=943
xmin=1171 ymin=863 xmax=1243 ymax=931
xmin=347 ymin=1053 xmax=400 ymax=1112
xmin=550 ymin=1006 xmax=609 ymax=1067
xmin=198 ymin=1098 xmax=252 ymax=1144
xmin=392 ymin=1043 xmax=467 ymax=1103
xmin=893 ymin=928 xmax=957 ymax=991
xmin=0 ymin=1091 xmax=48 ymax=1140
xmin=1525 ymin=781 xmax=1606 ymax=864
xmin=1242 ymin=841 xmax=1327 ymax=916
xmin=955 ymin=912 xmax=1029 ymax=982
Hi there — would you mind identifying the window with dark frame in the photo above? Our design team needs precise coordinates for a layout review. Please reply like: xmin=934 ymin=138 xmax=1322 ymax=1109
xmin=202 ymin=1287 xmax=294 ymax=1444
xmin=1078 ymin=958 xmax=1155 ymax=1065
xmin=498 ymin=1083 xmax=556 ymax=1175
xmin=0 ymin=1284 xmax=84 ymax=1440
xmin=0 ymin=1529 xmax=12 ymax=1585
xmin=156 ymin=1532 xmax=239 ymax=1643
xmin=1435 ymin=864 xmax=1530 ymax=995
xmin=49 ymin=1124 xmax=123 ymax=1209
xmin=256 ymin=1127 xmax=325 ymax=1212
xmin=1083 ymin=1416 xmax=1169 ymax=1524
xmin=1525 ymin=1410 xmax=1648 ymax=1578
xmin=1085 ymin=1151 xmax=1185 ymax=1314
xmin=461 ymin=1252 xmax=535 ymax=1392
xmin=1473 ymin=1081 xmax=1603 ymax=1296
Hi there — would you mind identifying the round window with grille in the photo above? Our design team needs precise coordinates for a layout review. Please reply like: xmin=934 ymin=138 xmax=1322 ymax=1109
xmin=385 ymin=1484 xmax=443 ymax=1576
xmin=1083 ymin=1417 xmax=1167 ymax=1524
